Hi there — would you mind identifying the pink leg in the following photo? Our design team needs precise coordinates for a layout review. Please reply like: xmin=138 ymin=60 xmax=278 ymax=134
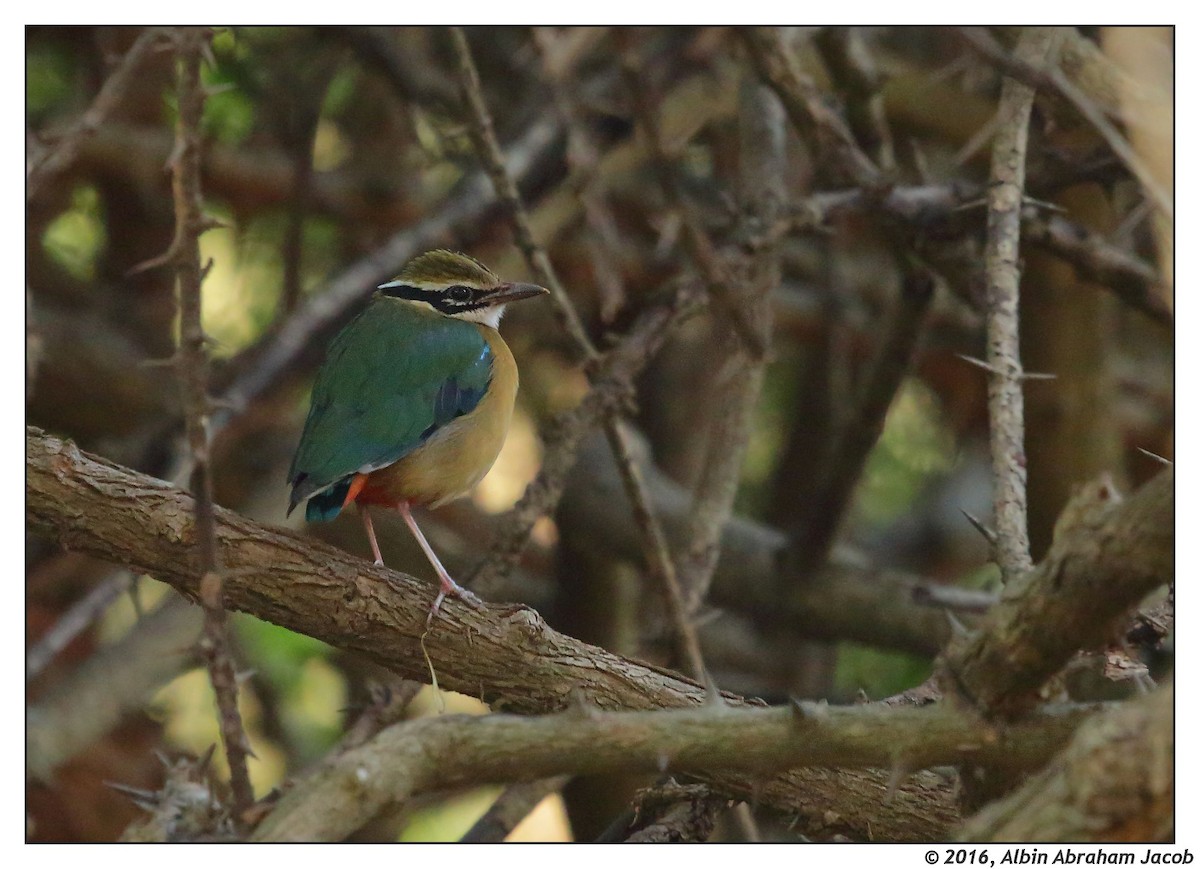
xmin=398 ymin=502 xmax=483 ymax=623
xmin=360 ymin=507 xmax=384 ymax=565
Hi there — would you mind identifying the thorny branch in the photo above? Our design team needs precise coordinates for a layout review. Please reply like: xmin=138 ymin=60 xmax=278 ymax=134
xmin=982 ymin=27 xmax=1060 ymax=582
xmin=26 ymin=427 xmax=963 ymax=842
xmin=168 ymin=28 xmax=254 ymax=818
xmin=957 ymin=682 xmax=1173 ymax=841
xmin=943 ymin=468 xmax=1173 ymax=719
xmin=450 ymin=27 xmax=708 ymax=679
xmin=739 ymin=26 xmax=884 ymax=189
xmin=959 ymin=26 xmax=1173 ymax=221
xmin=252 ymin=696 xmax=1094 ymax=842
xmin=668 ymin=76 xmax=781 ymax=627
xmin=619 ymin=37 xmax=766 ymax=361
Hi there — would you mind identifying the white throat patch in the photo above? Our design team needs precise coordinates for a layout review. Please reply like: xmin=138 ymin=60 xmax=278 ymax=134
xmin=456 ymin=304 xmax=506 ymax=329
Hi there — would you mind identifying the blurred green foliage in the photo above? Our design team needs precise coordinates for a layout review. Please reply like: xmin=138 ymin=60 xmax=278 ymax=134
xmin=42 ymin=185 xmax=106 ymax=281
xmin=26 ymin=40 xmax=79 ymax=124
xmin=856 ymin=380 xmax=957 ymax=527
xmin=235 ymin=616 xmax=345 ymax=763
xmin=834 ymin=643 xmax=932 ymax=701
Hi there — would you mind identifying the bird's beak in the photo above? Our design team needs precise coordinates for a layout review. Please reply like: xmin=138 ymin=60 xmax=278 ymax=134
xmin=488 ymin=282 xmax=550 ymax=304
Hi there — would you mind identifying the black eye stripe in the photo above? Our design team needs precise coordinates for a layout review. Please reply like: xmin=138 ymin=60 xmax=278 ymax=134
xmin=378 ymin=282 xmax=487 ymax=313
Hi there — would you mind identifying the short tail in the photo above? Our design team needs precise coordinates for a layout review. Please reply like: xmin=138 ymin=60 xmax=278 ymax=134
xmin=290 ymin=473 xmax=367 ymax=523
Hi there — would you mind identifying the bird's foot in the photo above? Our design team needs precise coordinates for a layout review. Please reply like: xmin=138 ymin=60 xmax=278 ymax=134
xmin=426 ymin=575 xmax=483 ymax=626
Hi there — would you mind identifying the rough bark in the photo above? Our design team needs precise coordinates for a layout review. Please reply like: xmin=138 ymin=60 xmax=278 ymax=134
xmin=943 ymin=468 xmax=1173 ymax=718
xmin=958 ymin=683 xmax=1173 ymax=842
xmin=253 ymin=695 xmax=1091 ymax=842
xmin=26 ymin=427 xmax=957 ymax=841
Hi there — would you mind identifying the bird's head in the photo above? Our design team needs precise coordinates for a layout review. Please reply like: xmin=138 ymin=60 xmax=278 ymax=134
xmin=377 ymin=250 xmax=549 ymax=329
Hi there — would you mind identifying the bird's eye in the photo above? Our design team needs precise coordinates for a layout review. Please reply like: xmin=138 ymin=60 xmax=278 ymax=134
xmin=447 ymin=285 xmax=473 ymax=303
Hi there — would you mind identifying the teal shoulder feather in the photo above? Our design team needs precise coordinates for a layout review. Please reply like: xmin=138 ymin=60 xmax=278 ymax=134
xmin=288 ymin=298 xmax=492 ymax=519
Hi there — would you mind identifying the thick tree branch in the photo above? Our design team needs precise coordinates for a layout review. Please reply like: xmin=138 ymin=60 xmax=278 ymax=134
xmin=252 ymin=695 xmax=1092 ymax=842
xmin=1021 ymin=212 xmax=1172 ymax=327
xmin=26 ymin=427 xmax=957 ymax=841
xmin=958 ymin=683 xmax=1173 ymax=841
xmin=560 ymin=432 xmax=966 ymax=657
xmin=942 ymin=469 xmax=1173 ymax=719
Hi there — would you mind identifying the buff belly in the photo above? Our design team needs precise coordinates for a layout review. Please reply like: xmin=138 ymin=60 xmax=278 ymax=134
xmin=357 ymin=325 xmax=518 ymax=509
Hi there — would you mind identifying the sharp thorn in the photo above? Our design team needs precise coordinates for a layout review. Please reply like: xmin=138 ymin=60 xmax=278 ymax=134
xmin=1137 ymin=447 xmax=1173 ymax=467
xmin=955 ymin=353 xmax=999 ymax=375
xmin=790 ymin=697 xmax=829 ymax=721
xmin=702 ymin=669 xmax=727 ymax=707
xmin=884 ymin=760 xmax=913 ymax=803
xmin=568 ymin=687 xmax=602 ymax=718
xmin=104 ymin=781 xmax=159 ymax=808
xmin=960 ymin=510 xmax=998 ymax=545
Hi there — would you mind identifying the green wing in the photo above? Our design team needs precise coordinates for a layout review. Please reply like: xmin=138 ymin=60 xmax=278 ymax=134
xmin=287 ymin=298 xmax=492 ymax=519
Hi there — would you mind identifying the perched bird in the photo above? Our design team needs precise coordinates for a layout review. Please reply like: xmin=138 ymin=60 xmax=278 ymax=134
xmin=287 ymin=250 xmax=548 ymax=621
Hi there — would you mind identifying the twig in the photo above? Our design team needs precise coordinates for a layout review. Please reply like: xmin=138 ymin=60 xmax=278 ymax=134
xmin=670 ymin=77 xmax=781 ymax=617
xmin=959 ymin=26 xmax=1172 ymax=221
xmin=449 ymin=27 xmax=707 ymax=678
xmin=459 ymin=776 xmax=569 ymax=842
xmin=739 ymin=26 xmax=883 ymax=189
xmin=778 ymin=182 xmax=1168 ymax=327
xmin=813 ymin=27 xmax=896 ymax=172
xmin=448 ymin=26 xmax=595 ymax=361
xmin=168 ymin=28 xmax=254 ymax=819
xmin=333 ymin=679 xmax=423 ymax=756
xmin=788 ymin=268 xmax=934 ymax=576
xmin=1022 ymin=212 xmax=1172 ymax=327
xmin=619 ymin=37 xmax=766 ymax=360
xmin=331 ymin=26 xmax=461 ymax=112
xmin=26 ymin=570 xmax=134 ymax=681
xmin=251 ymin=695 xmax=1094 ymax=842
xmin=623 ymin=781 xmax=726 ymax=843
xmin=603 ymin=420 xmax=707 ymax=678
xmin=910 ymin=584 xmax=998 ymax=615
xmin=26 ymin=27 xmax=170 ymax=202
xmin=730 ymin=801 xmax=762 ymax=843
xmin=27 ymin=597 xmax=202 ymax=781
xmin=277 ymin=67 xmax=337 ymax=317
xmin=981 ymin=27 xmax=1060 ymax=582
xmin=531 ymin=26 xmax=628 ymax=322
xmin=558 ymin=430 xmax=975 ymax=657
